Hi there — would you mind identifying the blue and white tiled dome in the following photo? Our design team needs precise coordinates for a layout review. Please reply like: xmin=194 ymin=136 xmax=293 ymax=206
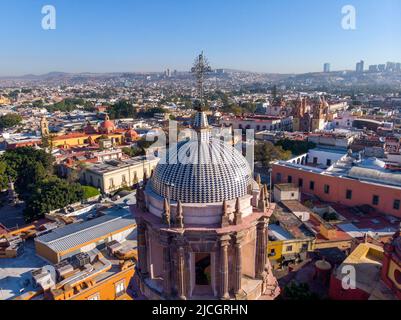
xmin=150 ymin=136 xmax=252 ymax=204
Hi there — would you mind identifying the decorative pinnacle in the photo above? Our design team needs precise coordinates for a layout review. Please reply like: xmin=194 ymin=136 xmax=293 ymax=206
xmin=256 ymin=174 xmax=261 ymax=186
xmin=176 ymin=200 xmax=184 ymax=228
xmin=221 ymin=199 xmax=230 ymax=227
xmin=234 ymin=197 xmax=242 ymax=225
xmin=162 ymin=198 xmax=171 ymax=226
xmin=191 ymin=51 xmax=212 ymax=110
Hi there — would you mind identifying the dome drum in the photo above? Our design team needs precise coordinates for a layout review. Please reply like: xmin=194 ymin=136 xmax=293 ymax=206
xmin=145 ymin=185 xmax=253 ymax=226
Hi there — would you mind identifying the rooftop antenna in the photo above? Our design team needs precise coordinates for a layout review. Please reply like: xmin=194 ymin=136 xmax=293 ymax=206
xmin=191 ymin=51 xmax=212 ymax=111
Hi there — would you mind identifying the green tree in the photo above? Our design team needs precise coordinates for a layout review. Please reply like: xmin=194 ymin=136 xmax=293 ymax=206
xmin=108 ymin=101 xmax=137 ymax=119
xmin=82 ymin=186 xmax=100 ymax=200
xmin=282 ymin=282 xmax=320 ymax=300
xmin=240 ymin=102 xmax=257 ymax=113
xmin=255 ymin=141 xmax=291 ymax=167
xmin=276 ymin=139 xmax=316 ymax=156
xmin=323 ymin=212 xmax=338 ymax=221
xmin=137 ymin=107 xmax=167 ymax=119
xmin=0 ymin=113 xmax=22 ymax=129
xmin=46 ymin=98 xmax=94 ymax=112
xmin=0 ymin=161 xmax=9 ymax=191
xmin=122 ymin=146 xmax=143 ymax=157
xmin=135 ymin=137 xmax=157 ymax=154
xmin=221 ymin=103 xmax=242 ymax=115
xmin=0 ymin=147 xmax=54 ymax=198
xmin=24 ymin=177 xmax=84 ymax=221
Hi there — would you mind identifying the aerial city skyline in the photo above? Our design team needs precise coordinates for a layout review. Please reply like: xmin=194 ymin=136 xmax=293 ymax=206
xmin=1 ymin=0 xmax=401 ymax=309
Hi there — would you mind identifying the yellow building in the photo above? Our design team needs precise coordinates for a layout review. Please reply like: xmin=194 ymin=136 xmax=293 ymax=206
xmin=0 ymin=95 xmax=11 ymax=105
xmin=47 ymin=115 xmax=137 ymax=149
xmin=267 ymin=199 xmax=316 ymax=268
xmin=82 ymin=156 xmax=160 ymax=194
xmin=267 ymin=239 xmax=283 ymax=269
xmin=50 ymin=132 xmax=125 ymax=148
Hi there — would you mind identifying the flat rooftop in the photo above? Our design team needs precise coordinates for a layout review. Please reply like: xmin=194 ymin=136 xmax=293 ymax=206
xmin=333 ymin=204 xmax=399 ymax=237
xmin=276 ymin=149 xmax=401 ymax=190
xmin=268 ymin=224 xmax=294 ymax=241
xmin=0 ymin=240 xmax=47 ymax=300
xmin=274 ymin=184 xmax=298 ymax=192
xmin=334 ymin=243 xmax=384 ymax=294
xmin=273 ymin=203 xmax=315 ymax=239
xmin=36 ymin=212 xmax=136 ymax=254
xmin=87 ymin=156 xmax=158 ymax=174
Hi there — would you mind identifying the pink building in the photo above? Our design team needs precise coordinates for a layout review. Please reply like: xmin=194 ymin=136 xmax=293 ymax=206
xmin=272 ymin=148 xmax=401 ymax=218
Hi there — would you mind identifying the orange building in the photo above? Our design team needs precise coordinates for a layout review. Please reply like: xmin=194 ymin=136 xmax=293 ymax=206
xmin=15 ymin=249 xmax=136 ymax=300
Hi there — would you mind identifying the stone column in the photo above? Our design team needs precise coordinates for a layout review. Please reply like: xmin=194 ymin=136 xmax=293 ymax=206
xmin=160 ymin=233 xmax=172 ymax=297
xmin=137 ymin=222 xmax=149 ymax=277
xmin=176 ymin=246 xmax=187 ymax=300
xmin=255 ymin=217 xmax=268 ymax=279
xmin=233 ymin=237 xmax=243 ymax=297
xmin=219 ymin=235 xmax=231 ymax=300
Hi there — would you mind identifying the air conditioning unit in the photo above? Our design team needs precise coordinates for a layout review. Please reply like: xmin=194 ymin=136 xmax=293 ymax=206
xmin=73 ymin=252 xmax=90 ymax=267
xmin=32 ymin=268 xmax=56 ymax=291
xmin=56 ymin=262 xmax=75 ymax=278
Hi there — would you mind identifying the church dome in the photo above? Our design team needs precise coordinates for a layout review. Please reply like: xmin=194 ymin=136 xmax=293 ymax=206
xmin=150 ymin=137 xmax=252 ymax=204
xmin=100 ymin=114 xmax=115 ymax=133
xmin=101 ymin=120 xmax=115 ymax=130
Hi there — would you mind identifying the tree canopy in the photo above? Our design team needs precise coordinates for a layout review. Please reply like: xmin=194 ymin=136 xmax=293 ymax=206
xmin=137 ymin=107 xmax=167 ymax=119
xmin=0 ymin=147 xmax=89 ymax=221
xmin=276 ymin=139 xmax=316 ymax=156
xmin=24 ymin=177 xmax=84 ymax=221
xmin=0 ymin=147 xmax=54 ymax=196
xmin=46 ymin=98 xmax=94 ymax=112
xmin=0 ymin=161 xmax=9 ymax=191
xmin=282 ymin=282 xmax=320 ymax=300
xmin=255 ymin=141 xmax=291 ymax=167
xmin=82 ymin=185 xmax=101 ymax=200
xmin=122 ymin=146 xmax=143 ymax=157
xmin=108 ymin=101 xmax=137 ymax=119
xmin=0 ymin=113 xmax=22 ymax=129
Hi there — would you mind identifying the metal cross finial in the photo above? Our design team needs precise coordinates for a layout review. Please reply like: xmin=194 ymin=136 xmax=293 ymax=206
xmin=191 ymin=52 xmax=212 ymax=109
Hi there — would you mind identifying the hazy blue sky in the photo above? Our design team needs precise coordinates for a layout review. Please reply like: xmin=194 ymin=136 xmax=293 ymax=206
xmin=0 ymin=0 xmax=400 ymax=75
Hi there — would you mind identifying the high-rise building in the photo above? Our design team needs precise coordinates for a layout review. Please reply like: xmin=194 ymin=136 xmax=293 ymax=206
xmin=369 ymin=65 xmax=378 ymax=73
xmin=386 ymin=62 xmax=396 ymax=72
xmin=323 ymin=63 xmax=330 ymax=73
xmin=378 ymin=64 xmax=386 ymax=72
xmin=356 ymin=60 xmax=364 ymax=73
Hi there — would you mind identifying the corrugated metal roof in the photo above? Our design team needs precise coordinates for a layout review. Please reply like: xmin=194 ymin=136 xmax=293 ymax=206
xmin=35 ymin=214 xmax=136 ymax=253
